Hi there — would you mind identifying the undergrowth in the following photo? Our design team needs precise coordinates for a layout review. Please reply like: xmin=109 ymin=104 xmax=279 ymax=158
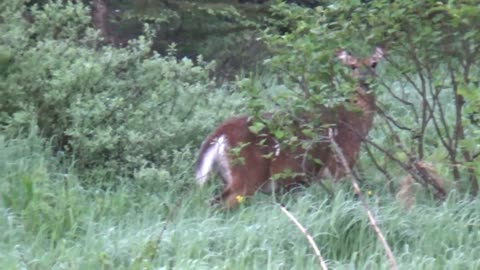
xmin=1 ymin=133 xmax=479 ymax=270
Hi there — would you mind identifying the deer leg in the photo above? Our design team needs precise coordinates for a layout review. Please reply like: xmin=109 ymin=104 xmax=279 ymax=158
xmin=225 ymin=176 xmax=261 ymax=208
xmin=214 ymin=148 xmax=271 ymax=208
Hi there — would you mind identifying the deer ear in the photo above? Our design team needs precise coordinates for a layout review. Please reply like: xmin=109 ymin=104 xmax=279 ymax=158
xmin=336 ymin=49 xmax=357 ymax=66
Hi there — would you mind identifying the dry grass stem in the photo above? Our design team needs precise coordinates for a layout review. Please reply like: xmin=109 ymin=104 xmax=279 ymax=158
xmin=328 ymin=130 xmax=398 ymax=270
xmin=279 ymin=204 xmax=329 ymax=270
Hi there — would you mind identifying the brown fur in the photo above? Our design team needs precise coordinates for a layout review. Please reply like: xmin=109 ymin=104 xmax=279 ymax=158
xmin=396 ymin=175 xmax=415 ymax=210
xmin=322 ymin=86 xmax=376 ymax=179
xmin=196 ymin=48 xmax=385 ymax=208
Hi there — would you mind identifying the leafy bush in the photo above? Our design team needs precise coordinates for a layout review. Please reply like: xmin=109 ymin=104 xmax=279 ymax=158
xmin=0 ymin=1 xmax=243 ymax=181
xmin=251 ymin=0 xmax=480 ymax=195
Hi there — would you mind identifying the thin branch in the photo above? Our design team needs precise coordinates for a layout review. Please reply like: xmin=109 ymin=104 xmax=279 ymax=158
xmin=411 ymin=161 xmax=447 ymax=199
xmin=150 ymin=198 xmax=183 ymax=262
xmin=375 ymin=104 xmax=412 ymax=132
xmin=385 ymin=57 xmax=422 ymax=97
xmin=361 ymin=134 xmax=446 ymax=199
xmin=287 ymin=72 xmax=311 ymax=99
xmin=408 ymin=45 xmax=428 ymax=160
xmin=449 ymin=63 xmax=463 ymax=152
xmin=422 ymin=96 xmax=456 ymax=159
xmin=380 ymin=81 xmax=419 ymax=121
xmin=279 ymin=204 xmax=329 ymax=270
xmin=431 ymin=84 xmax=453 ymax=145
xmin=328 ymin=131 xmax=398 ymax=270
xmin=362 ymin=143 xmax=392 ymax=181
xmin=380 ymin=117 xmax=411 ymax=157
xmin=337 ymin=116 xmax=444 ymax=198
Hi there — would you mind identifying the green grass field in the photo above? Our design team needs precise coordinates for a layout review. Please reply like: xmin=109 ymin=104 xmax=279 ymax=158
xmin=1 ymin=134 xmax=479 ymax=270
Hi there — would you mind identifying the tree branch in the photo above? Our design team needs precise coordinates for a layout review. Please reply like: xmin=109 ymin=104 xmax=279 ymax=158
xmin=328 ymin=131 xmax=398 ymax=270
xmin=279 ymin=204 xmax=329 ymax=270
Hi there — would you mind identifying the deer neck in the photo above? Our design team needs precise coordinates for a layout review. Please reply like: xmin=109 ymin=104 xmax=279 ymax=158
xmin=323 ymin=84 xmax=375 ymax=168
xmin=337 ymin=84 xmax=376 ymax=138
xmin=354 ymin=84 xmax=376 ymax=114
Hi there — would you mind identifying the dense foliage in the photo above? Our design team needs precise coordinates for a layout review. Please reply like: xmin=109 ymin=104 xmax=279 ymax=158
xmin=1 ymin=0 xmax=480 ymax=269
xmin=0 ymin=1 xmax=243 ymax=181
xmin=254 ymin=0 xmax=480 ymax=195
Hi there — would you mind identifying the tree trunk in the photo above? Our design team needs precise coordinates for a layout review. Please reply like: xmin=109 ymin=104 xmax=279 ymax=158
xmin=91 ymin=0 xmax=112 ymax=43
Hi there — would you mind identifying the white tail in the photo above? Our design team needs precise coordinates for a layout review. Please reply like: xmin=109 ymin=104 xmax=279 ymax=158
xmin=195 ymin=135 xmax=231 ymax=185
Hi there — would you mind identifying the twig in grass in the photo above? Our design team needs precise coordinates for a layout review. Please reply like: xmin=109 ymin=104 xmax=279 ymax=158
xmin=131 ymin=200 xmax=180 ymax=267
xmin=149 ymin=199 xmax=183 ymax=261
xmin=278 ymin=204 xmax=328 ymax=270
xmin=328 ymin=130 xmax=398 ymax=270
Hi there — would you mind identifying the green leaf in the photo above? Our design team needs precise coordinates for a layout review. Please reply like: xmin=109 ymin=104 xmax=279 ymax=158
xmin=274 ymin=129 xmax=285 ymax=139
xmin=249 ymin=121 xmax=265 ymax=134
xmin=302 ymin=128 xmax=314 ymax=138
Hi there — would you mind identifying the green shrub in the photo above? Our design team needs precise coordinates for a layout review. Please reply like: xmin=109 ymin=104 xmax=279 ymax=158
xmin=0 ymin=1 xmax=243 ymax=181
xmin=253 ymin=0 xmax=480 ymax=194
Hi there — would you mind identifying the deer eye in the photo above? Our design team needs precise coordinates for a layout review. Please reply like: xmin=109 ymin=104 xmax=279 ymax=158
xmin=371 ymin=62 xmax=377 ymax=68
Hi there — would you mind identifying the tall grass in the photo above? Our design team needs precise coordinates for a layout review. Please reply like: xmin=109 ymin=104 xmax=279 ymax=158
xmin=1 ymin=133 xmax=479 ymax=270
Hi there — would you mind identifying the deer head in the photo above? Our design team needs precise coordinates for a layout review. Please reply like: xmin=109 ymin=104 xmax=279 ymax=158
xmin=336 ymin=47 xmax=385 ymax=85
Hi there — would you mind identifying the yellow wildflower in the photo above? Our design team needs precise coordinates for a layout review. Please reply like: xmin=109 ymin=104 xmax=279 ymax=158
xmin=236 ymin=195 xmax=246 ymax=204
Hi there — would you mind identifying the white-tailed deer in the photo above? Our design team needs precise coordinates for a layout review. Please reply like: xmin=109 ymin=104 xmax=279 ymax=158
xmin=195 ymin=47 xmax=385 ymax=208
